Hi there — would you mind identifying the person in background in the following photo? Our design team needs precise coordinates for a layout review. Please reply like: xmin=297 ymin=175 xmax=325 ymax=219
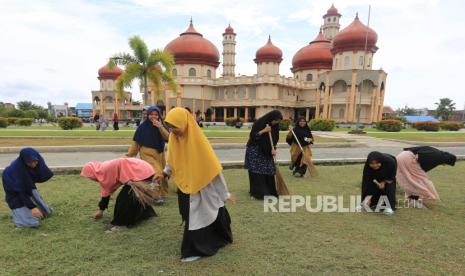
xmin=2 ymin=148 xmax=54 ymax=228
xmin=286 ymin=117 xmax=313 ymax=177
xmin=113 ymin=113 xmax=119 ymax=131
xmin=94 ymin=111 xmax=100 ymax=130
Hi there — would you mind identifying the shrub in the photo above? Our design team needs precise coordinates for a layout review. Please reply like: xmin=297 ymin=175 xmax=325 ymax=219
xmin=17 ymin=118 xmax=33 ymax=126
xmin=224 ymin=117 xmax=236 ymax=127
xmin=58 ymin=117 xmax=83 ymax=130
xmin=310 ymin=119 xmax=336 ymax=131
xmin=414 ymin=121 xmax=440 ymax=131
xmin=376 ymin=120 xmax=402 ymax=132
xmin=0 ymin=117 xmax=7 ymax=128
xmin=7 ymin=117 xmax=20 ymax=125
xmin=23 ymin=110 xmax=38 ymax=119
xmin=440 ymin=121 xmax=464 ymax=131
xmin=279 ymin=119 xmax=292 ymax=131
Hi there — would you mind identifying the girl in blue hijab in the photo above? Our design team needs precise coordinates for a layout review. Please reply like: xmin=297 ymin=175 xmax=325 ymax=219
xmin=127 ymin=106 xmax=170 ymax=199
xmin=2 ymin=148 xmax=54 ymax=228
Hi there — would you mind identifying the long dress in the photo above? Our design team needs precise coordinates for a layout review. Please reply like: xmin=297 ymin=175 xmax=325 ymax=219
xmin=361 ymin=152 xmax=397 ymax=210
xmin=165 ymin=165 xmax=233 ymax=258
xmin=245 ymin=111 xmax=282 ymax=199
xmin=109 ymin=184 xmax=156 ymax=226
xmin=396 ymin=146 xmax=456 ymax=200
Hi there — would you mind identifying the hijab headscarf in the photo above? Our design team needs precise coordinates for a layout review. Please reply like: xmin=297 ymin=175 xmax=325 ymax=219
xmin=165 ymin=107 xmax=222 ymax=195
xmin=287 ymin=117 xmax=313 ymax=147
xmin=80 ymin=158 xmax=154 ymax=197
xmin=132 ymin=106 xmax=167 ymax=153
xmin=404 ymin=146 xmax=456 ymax=172
xmin=247 ymin=110 xmax=283 ymax=156
xmin=2 ymin=148 xmax=53 ymax=193
xmin=363 ymin=151 xmax=397 ymax=184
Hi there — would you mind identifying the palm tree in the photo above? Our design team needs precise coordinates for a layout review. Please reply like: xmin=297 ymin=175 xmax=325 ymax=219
xmin=108 ymin=36 xmax=177 ymax=106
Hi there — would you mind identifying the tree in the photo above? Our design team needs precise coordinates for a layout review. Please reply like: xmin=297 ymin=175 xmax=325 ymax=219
xmin=435 ymin=98 xmax=456 ymax=121
xmin=23 ymin=110 xmax=38 ymax=119
xmin=109 ymin=36 xmax=177 ymax=106
xmin=17 ymin=101 xmax=42 ymax=111
xmin=396 ymin=105 xmax=417 ymax=116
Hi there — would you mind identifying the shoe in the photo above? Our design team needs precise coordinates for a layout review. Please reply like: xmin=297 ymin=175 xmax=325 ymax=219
xmin=153 ymin=198 xmax=165 ymax=205
xmin=383 ymin=208 xmax=394 ymax=215
xmin=110 ymin=226 xmax=128 ymax=232
xmin=181 ymin=256 xmax=201 ymax=263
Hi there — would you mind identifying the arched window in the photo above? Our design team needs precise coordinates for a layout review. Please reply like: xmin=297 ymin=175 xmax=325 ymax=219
xmin=207 ymin=69 xmax=212 ymax=79
xmin=306 ymin=73 xmax=313 ymax=81
xmin=189 ymin=68 xmax=196 ymax=77
xmin=172 ymin=68 xmax=177 ymax=77
xmin=359 ymin=56 xmax=364 ymax=66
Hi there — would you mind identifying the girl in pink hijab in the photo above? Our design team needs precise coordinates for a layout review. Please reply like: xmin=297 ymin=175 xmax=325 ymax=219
xmin=81 ymin=158 xmax=158 ymax=231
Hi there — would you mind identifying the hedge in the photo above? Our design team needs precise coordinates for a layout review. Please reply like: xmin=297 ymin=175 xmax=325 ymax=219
xmin=310 ymin=119 xmax=336 ymax=131
xmin=414 ymin=121 xmax=440 ymax=131
xmin=439 ymin=121 xmax=464 ymax=131
xmin=376 ymin=119 xmax=402 ymax=132
xmin=0 ymin=117 xmax=7 ymax=128
xmin=7 ymin=117 xmax=20 ymax=125
xmin=279 ymin=119 xmax=292 ymax=131
xmin=58 ymin=117 xmax=83 ymax=130
xmin=17 ymin=118 xmax=33 ymax=126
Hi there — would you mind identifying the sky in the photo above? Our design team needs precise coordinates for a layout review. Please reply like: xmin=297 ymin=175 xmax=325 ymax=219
xmin=0 ymin=0 xmax=464 ymax=110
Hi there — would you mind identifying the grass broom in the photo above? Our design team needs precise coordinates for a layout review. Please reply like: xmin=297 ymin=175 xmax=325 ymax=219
xmin=290 ymin=128 xmax=319 ymax=177
xmin=268 ymin=131 xmax=290 ymax=195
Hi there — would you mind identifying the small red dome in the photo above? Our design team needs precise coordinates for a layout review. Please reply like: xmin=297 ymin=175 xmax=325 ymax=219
xmin=254 ymin=36 xmax=283 ymax=64
xmin=223 ymin=24 xmax=235 ymax=35
xmin=324 ymin=4 xmax=341 ymax=17
xmin=332 ymin=14 xmax=378 ymax=54
xmin=98 ymin=65 xmax=123 ymax=80
xmin=164 ymin=19 xmax=220 ymax=67
xmin=291 ymin=30 xmax=332 ymax=72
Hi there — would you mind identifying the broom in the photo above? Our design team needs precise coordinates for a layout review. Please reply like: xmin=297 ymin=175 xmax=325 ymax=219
xmin=268 ymin=131 xmax=290 ymax=195
xmin=290 ymin=129 xmax=319 ymax=177
xmin=128 ymin=181 xmax=162 ymax=208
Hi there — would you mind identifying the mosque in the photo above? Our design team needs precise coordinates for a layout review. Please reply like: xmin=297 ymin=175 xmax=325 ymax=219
xmin=92 ymin=4 xmax=387 ymax=124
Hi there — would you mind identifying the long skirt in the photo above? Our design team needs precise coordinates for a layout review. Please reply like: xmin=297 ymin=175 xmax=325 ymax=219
xmin=178 ymin=191 xmax=233 ymax=258
xmin=362 ymin=180 xmax=397 ymax=210
xmin=11 ymin=189 xmax=53 ymax=228
xmin=248 ymin=171 xmax=278 ymax=199
xmin=396 ymin=151 xmax=439 ymax=200
xmin=111 ymin=185 xmax=156 ymax=227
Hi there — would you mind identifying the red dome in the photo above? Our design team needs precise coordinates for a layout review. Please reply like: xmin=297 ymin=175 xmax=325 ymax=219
xmin=254 ymin=36 xmax=283 ymax=64
xmin=291 ymin=31 xmax=332 ymax=72
xmin=223 ymin=24 xmax=235 ymax=35
xmin=332 ymin=14 xmax=378 ymax=54
xmin=98 ymin=65 xmax=123 ymax=80
xmin=164 ymin=20 xmax=220 ymax=67
xmin=324 ymin=4 xmax=341 ymax=17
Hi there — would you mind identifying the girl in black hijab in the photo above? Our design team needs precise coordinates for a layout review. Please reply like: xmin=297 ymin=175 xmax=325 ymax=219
xmin=360 ymin=151 xmax=397 ymax=214
xmin=286 ymin=117 xmax=313 ymax=177
xmin=244 ymin=110 xmax=283 ymax=199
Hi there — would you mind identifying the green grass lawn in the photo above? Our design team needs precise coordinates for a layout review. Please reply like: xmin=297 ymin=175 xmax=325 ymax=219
xmin=1 ymin=163 xmax=464 ymax=275
xmin=366 ymin=132 xmax=465 ymax=142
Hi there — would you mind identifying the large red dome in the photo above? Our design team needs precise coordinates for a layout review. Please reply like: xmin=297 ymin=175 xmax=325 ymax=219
xmin=332 ymin=14 xmax=378 ymax=54
xmin=291 ymin=31 xmax=332 ymax=72
xmin=164 ymin=20 xmax=220 ymax=68
xmin=254 ymin=36 xmax=283 ymax=64
xmin=98 ymin=64 xmax=123 ymax=80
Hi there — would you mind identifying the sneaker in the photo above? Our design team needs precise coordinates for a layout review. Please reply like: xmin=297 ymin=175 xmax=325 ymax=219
xmin=383 ymin=208 xmax=394 ymax=215
xmin=181 ymin=256 xmax=201 ymax=263
xmin=153 ymin=198 xmax=165 ymax=205
xmin=356 ymin=203 xmax=370 ymax=212
xmin=110 ymin=226 xmax=128 ymax=232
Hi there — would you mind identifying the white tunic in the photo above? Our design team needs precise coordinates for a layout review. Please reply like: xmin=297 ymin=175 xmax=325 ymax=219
xmin=163 ymin=165 xmax=230 ymax=230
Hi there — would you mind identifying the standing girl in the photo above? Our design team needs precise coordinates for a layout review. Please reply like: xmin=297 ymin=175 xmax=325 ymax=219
xmin=127 ymin=106 xmax=170 ymax=199
xmin=286 ymin=117 xmax=313 ymax=177
xmin=244 ymin=110 xmax=283 ymax=199
xmin=155 ymin=107 xmax=235 ymax=263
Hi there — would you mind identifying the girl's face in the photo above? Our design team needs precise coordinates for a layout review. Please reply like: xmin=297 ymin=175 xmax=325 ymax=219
xmin=271 ymin=119 xmax=281 ymax=126
xmin=26 ymin=160 xmax=38 ymax=168
xmin=167 ymin=123 xmax=183 ymax=136
xmin=149 ymin=110 xmax=160 ymax=123
xmin=298 ymin=119 xmax=307 ymax=127
xmin=369 ymin=160 xmax=382 ymax=170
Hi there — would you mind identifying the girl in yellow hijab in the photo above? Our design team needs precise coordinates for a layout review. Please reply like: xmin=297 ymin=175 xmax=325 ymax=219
xmin=155 ymin=107 xmax=235 ymax=263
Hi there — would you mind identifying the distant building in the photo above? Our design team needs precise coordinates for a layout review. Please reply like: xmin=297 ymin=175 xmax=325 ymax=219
xmin=382 ymin=106 xmax=396 ymax=119
xmin=47 ymin=102 xmax=69 ymax=117
xmin=2 ymin=103 xmax=15 ymax=110
xmin=404 ymin=116 xmax=439 ymax=123
xmin=75 ymin=103 xmax=93 ymax=119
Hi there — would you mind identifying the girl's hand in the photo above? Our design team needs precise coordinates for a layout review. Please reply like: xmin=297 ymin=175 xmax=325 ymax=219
xmin=31 ymin=208 xmax=43 ymax=219
xmin=227 ymin=194 xmax=237 ymax=205
xmin=153 ymin=119 xmax=162 ymax=129
xmin=262 ymin=124 xmax=272 ymax=133
xmin=93 ymin=210 xmax=104 ymax=219
xmin=271 ymin=149 xmax=277 ymax=156
xmin=153 ymin=173 xmax=166 ymax=183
